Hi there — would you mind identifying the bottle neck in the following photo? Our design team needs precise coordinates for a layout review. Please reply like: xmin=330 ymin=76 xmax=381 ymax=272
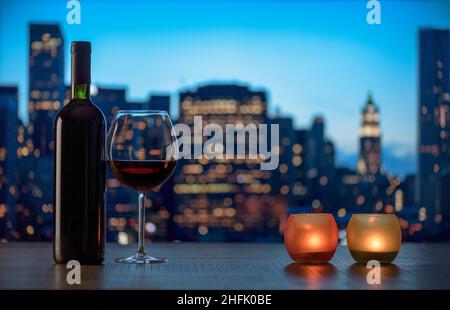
xmin=72 ymin=83 xmax=90 ymax=100
xmin=71 ymin=47 xmax=91 ymax=100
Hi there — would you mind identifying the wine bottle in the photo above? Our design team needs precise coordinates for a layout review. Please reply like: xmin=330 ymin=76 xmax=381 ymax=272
xmin=53 ymin=41 xmax=106 ymax=264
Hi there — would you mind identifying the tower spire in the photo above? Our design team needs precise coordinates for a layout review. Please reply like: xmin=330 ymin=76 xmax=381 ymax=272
xmin=367 ymin=91 xmax=373 ymax=105
xmin=358 ymin=93 xmax=381 ymax=175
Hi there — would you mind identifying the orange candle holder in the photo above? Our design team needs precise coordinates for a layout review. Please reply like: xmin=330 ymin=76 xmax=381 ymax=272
xmin=284 ymin=213 xmax=338 ymax=264
xmin=346 ymin=214 xmax=401 ymax=263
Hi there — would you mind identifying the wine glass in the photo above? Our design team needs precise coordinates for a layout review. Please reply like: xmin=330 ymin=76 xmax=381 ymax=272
xmin=107 ymin=110 xmax=178 ymax=264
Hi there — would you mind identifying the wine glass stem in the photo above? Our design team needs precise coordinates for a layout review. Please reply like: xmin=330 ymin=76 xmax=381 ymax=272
xmin=137 ymin=192 xmax=146 ymax=254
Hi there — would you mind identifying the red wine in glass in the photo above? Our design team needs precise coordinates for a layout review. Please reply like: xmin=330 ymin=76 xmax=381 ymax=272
xmin=107 ymin=110 xmax=178 ymax=264
xmin=108 ymin=160 xmax=177 ymax=192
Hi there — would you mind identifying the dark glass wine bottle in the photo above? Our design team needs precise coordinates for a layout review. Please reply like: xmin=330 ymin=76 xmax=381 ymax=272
xmin=53 ymin=41 xmax=106 ymax=264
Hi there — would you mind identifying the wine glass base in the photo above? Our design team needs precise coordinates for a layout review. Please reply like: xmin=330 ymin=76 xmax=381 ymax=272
xmin=115 ymin=252 xmax=167 ymax=264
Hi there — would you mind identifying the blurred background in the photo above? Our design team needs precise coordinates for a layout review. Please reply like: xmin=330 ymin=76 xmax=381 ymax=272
xmin=1 ymin=0 xmax=450 ymax=244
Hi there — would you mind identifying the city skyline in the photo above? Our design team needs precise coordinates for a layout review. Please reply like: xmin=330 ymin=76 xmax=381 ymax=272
xmin=1 ymin=21 xmax=438 ymax=243
xmin=2 ymin=0 xmax=450 ymax=177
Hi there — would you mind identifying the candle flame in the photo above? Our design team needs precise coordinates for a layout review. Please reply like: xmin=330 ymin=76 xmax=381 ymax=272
xmin=308 ymin=234 xmax=322 ymax=248
xmin=369 ymin=236 xmax=383 ymax=251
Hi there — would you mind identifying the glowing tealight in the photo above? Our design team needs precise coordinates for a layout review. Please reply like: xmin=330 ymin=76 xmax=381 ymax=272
xmin=347 ymin=214 xmax=401 ymax=263
xmin=284 ymin=213 xmax=338 ymax=264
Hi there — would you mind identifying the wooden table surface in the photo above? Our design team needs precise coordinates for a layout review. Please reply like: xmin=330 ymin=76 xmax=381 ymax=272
xmin=0 ymin=242 xmax=449 ymax=290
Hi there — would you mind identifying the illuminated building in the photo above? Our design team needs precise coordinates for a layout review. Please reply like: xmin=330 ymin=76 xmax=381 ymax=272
xmin=291 ymin=129 xmax=308 ymax=206
xmin=334 ymin=167 xmax=360 ymax=227
xmin=15 ymin=118 xmax=42 ymax=240
xmin=0 ymin=86 xmax=19 ymax=240
xmin=417 ymin=29 xmax=450 ymax=238
xmin=307 ymin=117 xmax=335 ymax=177
xmin=91 ymin=86 xmax=173 ymax=243
xmin=21 ymin=23 xmax=66 ymax=239
xmin=91 ymin=88 xmax=170 ymax=126
xmin=174 ymin=84 xmax=279 ymax=241
xmin=305 ymin=116 xmax=336 ymax=213
xmin=84 ymin=87 xmax=133 ymax=243
xmin=269 ymin=115 xmax=296 ymax=202
xmin=29 ymin=23 xmax=64 ymax=156
xmin=395 ymin=174 xmax=425 ymax=241
xmin=354 ymin=94 xmax=390 ymax=216
xmin=358 ymin=94 xmax=381 ymax=175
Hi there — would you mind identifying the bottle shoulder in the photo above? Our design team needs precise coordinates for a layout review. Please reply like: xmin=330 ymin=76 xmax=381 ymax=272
xmin=56 ymin=99 xmax=106 ymax=124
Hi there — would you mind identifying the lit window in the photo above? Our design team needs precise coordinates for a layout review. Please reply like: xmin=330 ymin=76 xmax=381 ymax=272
xmin=337 ymin=208 xmax=346 ymax=218
xmin=279 ymin=164 xmax=288 ymax=174
xmin=292 ymin=144 xmax=302 ymax=154
xmin=312 ymin=199 xmax=320 ymax=209
xmin=198 ymin=226 xmax=208 ymax=235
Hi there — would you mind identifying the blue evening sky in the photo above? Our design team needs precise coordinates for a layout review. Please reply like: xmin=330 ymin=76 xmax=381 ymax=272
xmin=1 ymin=0 xmax=450 ymax=175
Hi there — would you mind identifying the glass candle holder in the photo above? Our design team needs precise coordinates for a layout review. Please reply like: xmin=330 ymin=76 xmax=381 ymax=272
xmin=284 ymin=213 xmax=338 ymax=264
xmin=346 ymin=214 xmax=401 ymax=263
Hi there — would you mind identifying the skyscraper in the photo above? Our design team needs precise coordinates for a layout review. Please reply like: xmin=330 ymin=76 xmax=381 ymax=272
xmin=26 ymin=23 xmax=65 ymax=239
xmin=99 ymin=85 xmax=138 ymax=243
xmin=417 ymin=29 xmax=450 ymax=238
xmin=91 ymin=86 xmax=173 ymax=243
xmin=29 ymin=23 xmax=65 ymax=156
xmin=174 ymin=84 xmax=279 ymax=241
xmin=15 ymin=118 xmax=41 ymax=241
xmin=358 ymin=94 xmax=381 ymax=175
xmin=307 ymin=117 xmax=335 ymax=175
xmin=0 ymin=86 xmax=19 ymax=241
xmin=268 ymin=115 xmax=296 ymax=203
xmin=291 ymin=129 xmax=308 ymax=206
xmin=305 ymin=116 xmax=336 ymax=212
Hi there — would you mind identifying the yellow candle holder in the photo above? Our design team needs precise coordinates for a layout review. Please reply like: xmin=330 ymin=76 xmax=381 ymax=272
xmin=346 ymin=214 xmax=401 ymax=263
xmin=284 ymin=213 xmax=338 ymax=264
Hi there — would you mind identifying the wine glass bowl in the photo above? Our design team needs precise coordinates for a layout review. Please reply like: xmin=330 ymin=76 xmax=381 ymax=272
xmin=107 ymin=110 xmax=178 ymax=264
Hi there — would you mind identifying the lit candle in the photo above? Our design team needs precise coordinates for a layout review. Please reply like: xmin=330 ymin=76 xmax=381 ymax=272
xmin=284 ymin=213 xmax=338 ymax=264
xmin=346 ymin=214 xmax=401 ymax=263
